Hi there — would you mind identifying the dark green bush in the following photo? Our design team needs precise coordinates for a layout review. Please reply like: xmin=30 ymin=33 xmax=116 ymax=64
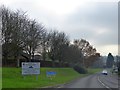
xmin=73 ymin=65 xmax=88 ymax=74
xmin=118 ymin=67 xmax=120 ymax=76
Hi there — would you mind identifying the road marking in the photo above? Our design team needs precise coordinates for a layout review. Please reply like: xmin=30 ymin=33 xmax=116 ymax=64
xmin=98 ymin=76 xmax=112 ymax=90
xmin=57 ymin=86 xmax=62 ymax=88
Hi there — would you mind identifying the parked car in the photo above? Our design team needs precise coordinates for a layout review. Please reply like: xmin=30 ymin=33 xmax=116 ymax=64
xmin=102 ymin=70 xmax=108 ymax=75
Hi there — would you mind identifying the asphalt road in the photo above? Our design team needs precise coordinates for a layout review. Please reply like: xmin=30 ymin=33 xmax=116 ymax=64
xmin=99 ymin=71 xmax=119 ymax=89
xmin=58 ymin=70 xmax=119 ymax=89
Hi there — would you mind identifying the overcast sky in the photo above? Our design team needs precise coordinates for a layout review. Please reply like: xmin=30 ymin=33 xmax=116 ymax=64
xmin=0 ymin=0 xmax=118 ymax=56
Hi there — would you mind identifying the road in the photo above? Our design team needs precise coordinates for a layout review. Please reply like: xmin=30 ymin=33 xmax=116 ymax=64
xmin=57 ymin=70 xmax=119 ymax=89
xmin=98 ymin=71 xmax=119 ymax=89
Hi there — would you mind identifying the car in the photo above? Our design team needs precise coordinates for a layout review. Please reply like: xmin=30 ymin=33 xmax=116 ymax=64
xmin=102 ymin=70 xmax=108 ymax=75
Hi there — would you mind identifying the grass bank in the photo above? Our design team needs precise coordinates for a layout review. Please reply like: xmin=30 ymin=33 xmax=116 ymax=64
xmin=2 ymin=67 xmax=102 ymax=88
xmin=0 ymin=68 xmax=2 ymax=89
xmin=87 ymin=68 xmax=102 ymax=74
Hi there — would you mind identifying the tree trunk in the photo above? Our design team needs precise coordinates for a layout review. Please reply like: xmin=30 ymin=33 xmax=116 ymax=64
xmin=59 ymin=59 xmax=62 ymax=67
xmin=42 ymin=45 xmax=46 ymax=61
xmin=42 ymin=52 xmax=46 ymax=61
xmin=3 ymin=55 xmax=8 ymax=66
xmin=17 ymin=58 xmax=20 ymax=67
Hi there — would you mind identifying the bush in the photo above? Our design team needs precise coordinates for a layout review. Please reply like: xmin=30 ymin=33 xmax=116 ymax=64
xmin=73 ymin=65 xmax=88 ymax=74
xmin=118 ymin=68 xmax=120 ymax=76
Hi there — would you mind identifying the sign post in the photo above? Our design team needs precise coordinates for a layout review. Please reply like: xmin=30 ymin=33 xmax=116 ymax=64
xmin=22 ymin=62 xmax=40 ymax=80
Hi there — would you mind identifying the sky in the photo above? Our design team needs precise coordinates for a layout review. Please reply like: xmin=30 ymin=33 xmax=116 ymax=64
xmin=0 ymin=0 xmax=119 ymax=56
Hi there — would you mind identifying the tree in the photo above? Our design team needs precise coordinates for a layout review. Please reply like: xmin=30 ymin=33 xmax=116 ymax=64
xmin=74 ymin=39 xmax=96 ymax=57
xmin=48 ymin=30 xmax=70 ymax=67
xmin=22 ymin=20 xmax=45 ymax=60
xmin=85 ymin=53 xmax=100 ymax=68
xmin=47 ymin=30 xmax=59 ymax=67
xmin=9 ymin=10 xmax=26 ymax=61
xmin=1 ymin=5 xmax=101 ymax=68
xmin=106 ymin=53 xmax=114 ymax=68
xmin=40 ymin=30 xmax=49 ymax=61
xmin=65 ymin=44 xmax=83 ymax=67
xmin=1 ymin=6 xmax=16 ymax=64
xmin=1 ymin=6 xmax=46 ymax=65
xmin=56 ymin=32 xmax=69 ymax=66
xmin=92 ymin=56 xmax=105 ymax=68
xmin=73 ymin=39 xmax=98 ymax=67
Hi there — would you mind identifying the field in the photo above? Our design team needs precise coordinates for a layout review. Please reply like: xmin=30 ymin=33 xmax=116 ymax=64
xmin=2 ymin=67 xmax=102 ymax=88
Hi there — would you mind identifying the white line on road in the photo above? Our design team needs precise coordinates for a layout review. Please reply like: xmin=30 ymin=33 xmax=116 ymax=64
xmin=98 ymin=75 xmax=112 ymax=90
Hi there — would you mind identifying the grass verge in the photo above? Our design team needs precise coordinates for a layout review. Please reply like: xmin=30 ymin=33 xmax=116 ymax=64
xmin=2 ymin=67 xmax=102 ymax=88
xmin=0 ymin=67 xmax=2 ymax=89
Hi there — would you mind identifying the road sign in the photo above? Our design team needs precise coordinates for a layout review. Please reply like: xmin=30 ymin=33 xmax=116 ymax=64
xmin=46 ymin=71 xmax=57 ymax=79
xmin=22 ymin=62 xmax=40 ymax=75
xmin=46 ymin=71 xmax=56 ymax=76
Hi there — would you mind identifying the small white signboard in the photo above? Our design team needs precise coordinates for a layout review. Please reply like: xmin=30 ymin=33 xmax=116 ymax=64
xmin=22 ymin=62 xmax=40 ymax=75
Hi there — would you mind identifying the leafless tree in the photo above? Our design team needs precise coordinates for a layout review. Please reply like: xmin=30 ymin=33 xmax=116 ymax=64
xmin=48 ymin=30 xmax=70 ymax=67
xmin=22 ymin=20 xmax=45 ymax=60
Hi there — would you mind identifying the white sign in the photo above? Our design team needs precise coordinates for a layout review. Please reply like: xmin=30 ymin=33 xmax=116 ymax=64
xmin=22 ymin=62 xmax=40 ymax=75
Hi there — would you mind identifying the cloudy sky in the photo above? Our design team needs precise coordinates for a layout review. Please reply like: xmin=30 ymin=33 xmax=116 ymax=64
xmin=0 ymin=0 xmax=118 ymax=56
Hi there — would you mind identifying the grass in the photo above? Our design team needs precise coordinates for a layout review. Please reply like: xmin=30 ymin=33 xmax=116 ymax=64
xmin=2 ymin=67 xmax=102 ymax=88
xmin=0 ymin=67 xmax=2 ymax=89
xmin=87 ymin=68 xmax=102 ymax=74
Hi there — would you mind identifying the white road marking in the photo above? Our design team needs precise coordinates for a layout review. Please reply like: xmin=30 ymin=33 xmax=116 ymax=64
xmin=57 ymin=86 xmax=62 ymax=88
xmin=98 ymin=75 xmax=112 ymax=90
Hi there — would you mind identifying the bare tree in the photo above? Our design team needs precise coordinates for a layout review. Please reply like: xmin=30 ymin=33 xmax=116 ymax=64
xmin=40 ymin=30 xmax=49 ymax=61
xmin=1 ymin=5 xmax=101 ymax=68
xmin=1 ymin=6 xmax=46 ymax=64
xmin=47 ymin=30 xmax=70 ymax=67
xmin=56 ymin=32 xmax=70 ymax=67
xmin=22 ymin=20 xmax=45 ymax=60
xmin=1 ymin=6 xmax=14 ymax=64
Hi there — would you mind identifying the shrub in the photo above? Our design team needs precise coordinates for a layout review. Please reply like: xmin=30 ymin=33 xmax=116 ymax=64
xmin=118 ymin=68 xmax=120 ymax=76
xmin=73 ymin=65 xmax=88 ymax=74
